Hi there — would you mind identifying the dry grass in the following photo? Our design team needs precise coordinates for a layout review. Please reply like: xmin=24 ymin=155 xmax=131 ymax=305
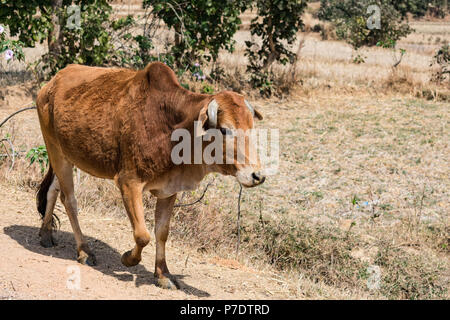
xmin=219 ymin=26 xmax=448 ymax=96
xmin=0 ymin=5 xmax=449 ymax=299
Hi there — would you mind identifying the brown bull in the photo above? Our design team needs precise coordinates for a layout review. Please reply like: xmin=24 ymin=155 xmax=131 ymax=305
xmin=35 ymin=62 xmax=265 ymax=289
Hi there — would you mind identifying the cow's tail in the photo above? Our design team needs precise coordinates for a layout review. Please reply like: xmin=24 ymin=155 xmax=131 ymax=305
xmin=36 ymin=164 xmax=60 ymax=229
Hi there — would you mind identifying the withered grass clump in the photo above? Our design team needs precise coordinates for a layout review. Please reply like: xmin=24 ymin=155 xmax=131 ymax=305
xmin=415 ymin=88 xmax=450 ymax=102
xmin=171 ymin=203 xmax=236 ymax=252
xmin=248 ymin=217 xmax=366 ymax=288
xmin=375 ymin=245 xmax=448 ymax=300
xmin=384 ymin=66 xmax=417 ymax=93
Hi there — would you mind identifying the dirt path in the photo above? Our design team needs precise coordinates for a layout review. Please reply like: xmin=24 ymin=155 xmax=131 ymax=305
xmin=0 ymin=182 xmax=294 ymax=300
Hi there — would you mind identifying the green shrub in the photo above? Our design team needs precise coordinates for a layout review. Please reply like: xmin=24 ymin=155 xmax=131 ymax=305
xmin=0 ymin=1 xmax=118 ymax=78
xmin=245 ymin=0 xmax=307 ymax=96
xmin=144 ymin=0 xmax=247 ymax=68
xmin=26 ymin=145 xmax=48 ymax=174
xmin=318 ymin=0 xmax=413 ymax=49
xmin=0 ymin=1 xmax=152 ymax=78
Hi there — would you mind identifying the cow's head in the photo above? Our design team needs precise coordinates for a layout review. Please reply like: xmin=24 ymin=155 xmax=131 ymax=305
xmin=197 ymin=91 xmax=265 ymax=188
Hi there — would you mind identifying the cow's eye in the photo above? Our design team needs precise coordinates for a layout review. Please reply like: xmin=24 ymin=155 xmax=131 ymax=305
xmin=220 ymin=127 xmax=233 ymax=136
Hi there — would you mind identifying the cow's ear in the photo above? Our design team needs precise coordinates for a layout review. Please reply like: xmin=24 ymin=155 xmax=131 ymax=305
xmin=245 ymin=100 xmax=263 ymax=120
xmin=196 ymin=104 xmax=209 ymax=137
xmin=254 ymin=108 xmax=263 ymax=120
xmin=196 ymin=99 xmax=218 ymax=137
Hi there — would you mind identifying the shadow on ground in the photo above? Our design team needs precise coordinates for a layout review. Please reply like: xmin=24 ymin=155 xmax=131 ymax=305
xmin=3 ymin=225 xmax=210 ymax=297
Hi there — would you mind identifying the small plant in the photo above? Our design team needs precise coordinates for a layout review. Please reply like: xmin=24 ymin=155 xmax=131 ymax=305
xmin=26 ymin=145 xmax=49 ymax=174
xmin=110 ymin=15 xmax=153 ymax=69
xmin=312 ymin=24 xmax=323 ymax=33
xmin=253 ymin=217 xmax=366 ymax=289
xmin=209 ymin=65 xmax=225 ymax=82
xmin=377 ymin=39 xmax=407 ymax=69
xmin=351 ymin=194 xmax=361 ymax=206
xmin=0 ymin=133 xmax=14 ymax=169
xmin=201 ymin=84 xmax=214 ymax=94
xmin=375 ymin=245 xmax=447 ymax=299
xmin=353 ymin=53 xmax=366 ymax=64
xmin=191 ymin=62 xmax=206 ymax=82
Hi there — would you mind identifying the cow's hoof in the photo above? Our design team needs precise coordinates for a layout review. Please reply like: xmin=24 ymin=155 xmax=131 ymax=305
xmin=77 ymin=251 xmax=97 ymax=266
xmin=121 ymin=250 xmax=140 ymax=267
xmin=39 ymin=232 xmax=57 ymax=248
xmin=156 ymin=277 xmax=179 ymax=290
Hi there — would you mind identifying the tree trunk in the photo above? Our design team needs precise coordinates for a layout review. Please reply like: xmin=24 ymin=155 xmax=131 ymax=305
xmin=262 ymin=15 xmax=278 ymax=72
xmin=48 ymin=0 xmax=63 ymax=57
xmin=174 ymin=23 xmax=182 ymax=47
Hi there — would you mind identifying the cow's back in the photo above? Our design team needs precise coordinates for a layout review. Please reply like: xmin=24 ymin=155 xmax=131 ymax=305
xmin=37 ymin=64 xmax=138 ymax=179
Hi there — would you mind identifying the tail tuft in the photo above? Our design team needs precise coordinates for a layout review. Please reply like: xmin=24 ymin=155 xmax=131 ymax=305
xmin=36 ymin=164 xmax=55 ymax=218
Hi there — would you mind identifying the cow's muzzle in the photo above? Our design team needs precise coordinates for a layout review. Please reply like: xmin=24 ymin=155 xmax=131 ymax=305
xmin=251 ymin=171 xmax=266 ymax=184
xmin=236 ymin=169 xmax=266 ymax=187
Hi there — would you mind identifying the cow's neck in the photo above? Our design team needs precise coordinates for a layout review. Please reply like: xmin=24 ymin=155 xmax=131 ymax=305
xmin=145 ymin=90 xmax=214 ymax=197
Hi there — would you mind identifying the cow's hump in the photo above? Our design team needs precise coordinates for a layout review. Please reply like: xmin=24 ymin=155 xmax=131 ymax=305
xmin=144 ymin=62 xmax=181 ymax=92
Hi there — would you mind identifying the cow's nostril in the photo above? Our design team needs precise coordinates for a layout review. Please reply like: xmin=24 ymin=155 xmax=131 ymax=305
xmin=252 ymin=172 xmax=265 ymax=183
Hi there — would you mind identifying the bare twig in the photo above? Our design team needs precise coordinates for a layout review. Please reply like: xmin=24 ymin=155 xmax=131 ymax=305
xmin=236 ymin=183 xmax=243 ymax=258
xmin=0 ymin=103 xmax=36 ymax=128
xmin=259 ymin=197 xmax=264 ymax=227
xmin=414 ymin=185 xmax=426 ymax=228
xmin=174 ymin=180 xmax=213 ymax=207
xmin=288 ymin=34 xmax=307 ymax=82
xmin=164 ymin=1 xmax=191 ymax=64
xmin=0 ymin=103 xmax=37 ymax=171
xmin=392 ymin=49 xmax=405 ymax=69
xmin=0 ymin=138 xmax=15 ymax=171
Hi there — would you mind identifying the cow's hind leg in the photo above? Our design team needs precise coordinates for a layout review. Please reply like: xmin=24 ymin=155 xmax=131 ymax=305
xmin=154 ymin=194 xmax=178 ymax=289
xmin=118 ymin=177 xmax=150 ymax=268
xmin=47 ymin=146 xmax=96 ymax=265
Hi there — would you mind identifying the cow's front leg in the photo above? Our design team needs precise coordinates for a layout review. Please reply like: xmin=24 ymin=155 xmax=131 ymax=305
xmin=118 ymin=178 xmax=150 ymax=267
xmin=154 ymin=194 xmax=178 ymax=289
